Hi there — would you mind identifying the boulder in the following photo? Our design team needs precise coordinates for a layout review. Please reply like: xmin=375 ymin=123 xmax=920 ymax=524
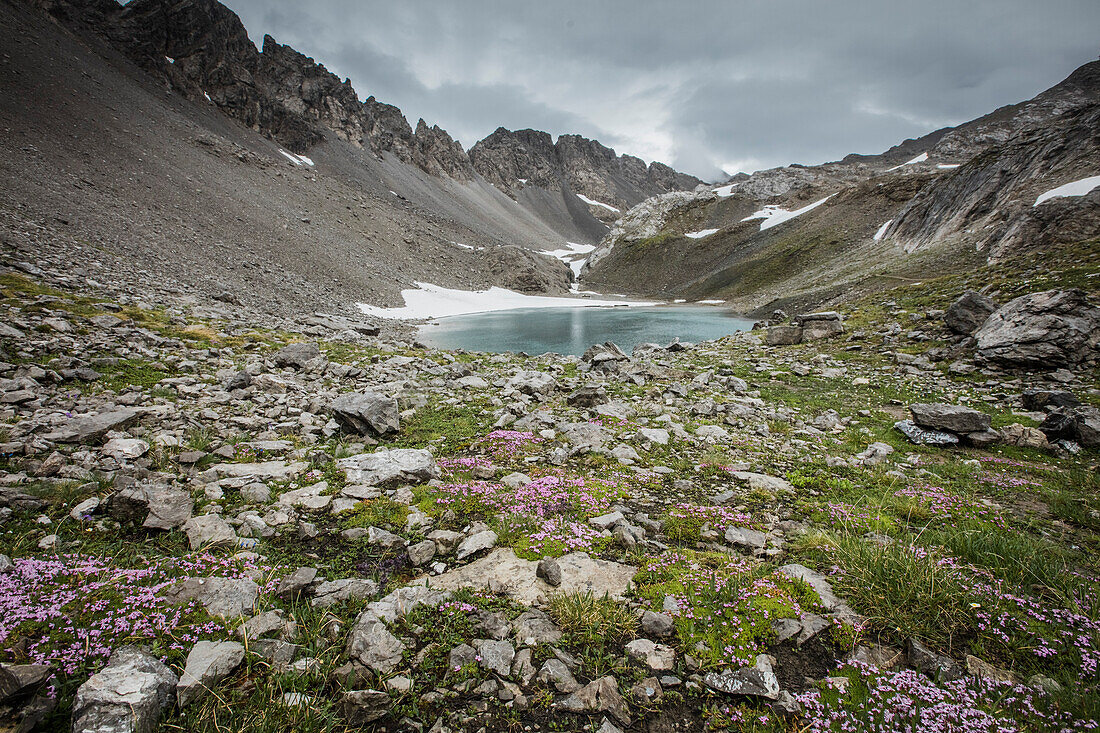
xmin=624 ymin=639 xmax=675 ymax=671
xmin=162 ymin=577 xmax=258 ymax=620
xmin=894 ymin=420 xmax=959 ymax=446
xmin=346 ymin=612 xmax=405 ymax=674
xmin=1021 ymin=388 xmax=1080 ymax=411
xmin=72 ymin=647 xmax=177 ymax=733
xmin=568 ymin=386 xmax=609 ymax=407
xmin=43 ymin=408 xmax=138 ymax=444
xmin=311 ymin=578 xmax=380 ymax=608
xmin=944 ymin=291 xmax=997 ymax=334
xmin=975 ymin=289 xmax=1100 ymax=368
xmin=703 ymin=654 xmax=780 ymax=699
xmin=177 ymin=641 xmax=245 ymax=706
xmin=336 ymin=448 xmax=439 ymax=486
xmin=0 ymin=663 xmax=50 ymax=704
xmin=181 ymin=514 xmax=237 ymax=550
xmin=1040 ymin=406 xmax=1100 ymax=447
xmin=557 ymin=676 xmax=630 ymax=726
xmin=765 ymin=325 xmax=802 ymax=346
xmin=429 ymin=549 xmax=635 ymax=606
xmin=507 ymin=371 xmax=558 ymax=396
xmin=340 ymin=689 xmax=391 ymax=725
xmin=330 ymin=392 xmax=400 ymax=437
xmin=909 ymin=403 xmax=991 ymax=434
xmin=273 ymin=342 xmax=320 ymax=369
xmin=107 ymin=482 xmax=193 ymax=530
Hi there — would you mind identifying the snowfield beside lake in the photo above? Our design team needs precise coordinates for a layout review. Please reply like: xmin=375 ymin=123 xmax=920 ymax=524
xmin=358 ymin=282 xmax=655 ymax=320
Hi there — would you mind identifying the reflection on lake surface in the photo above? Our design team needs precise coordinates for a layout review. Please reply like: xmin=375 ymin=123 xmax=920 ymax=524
xmin=416 ymin=306 xmax=754 ymax=356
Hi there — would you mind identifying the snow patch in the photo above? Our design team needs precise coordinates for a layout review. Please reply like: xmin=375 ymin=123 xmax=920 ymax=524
xmin=713 ymin=183 xmax=739 ymax=197
xmin=1034 ymin=175 xmax=1100 ymax=206
xmin=165 ymin=56 xmax=175 ymax=64
xmin=685 ymin=228 xmax=720 ymax=239
xmin=576 ymin=193 xmax=620 ymax=213
xmin=449 ymin=241 xmax=475 ymax=251
xmin=937 ymin=163 xmax=960 ymax=170
xmin=885 ymin=152 xmax=928 ymax=172
xmin=673 ymin=299 xmax=687 ymax=303
xmin=279 ymin=149 xmax=315 ymax=167
xmin=358 ymin=282 xmax=656 ymax=320
xmin=518 ymin=178 xmax=527 ymax=184
xmin=542 ymin=242 xmax=596 ymax=277
xmin=697 ymin=299 xmax=726 ymax=305
xmin=874 ymin=220 xmax=893 ymax=241
xmin=203 ymin=91 xmax=212 ymax=103
xmin=742 ymin=195 xmax=834 ymax=232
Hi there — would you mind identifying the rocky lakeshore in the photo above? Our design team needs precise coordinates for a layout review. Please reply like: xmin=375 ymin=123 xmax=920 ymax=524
xmin=0 ymin=239 xmax=1097 ymax=732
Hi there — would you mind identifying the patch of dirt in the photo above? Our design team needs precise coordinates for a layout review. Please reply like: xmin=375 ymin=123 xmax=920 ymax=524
xmin=770 ymin=636 xmax=844 ymax=692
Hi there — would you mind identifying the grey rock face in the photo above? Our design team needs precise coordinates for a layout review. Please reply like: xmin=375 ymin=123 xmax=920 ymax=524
xmin=311 ymin=578 xmax=380 ymax=608
xmin=536 ymin=658 xmax=580 ymax=693
xmin=0 ymin=663 xmax=50 ymax=703
xmin=272 ymin=342 xmax=320 ymax=369
xmin=107 ymin=482 xmax=193 ymax=530
xmin=346 ymin=612 xmax=405 ymax=674
xmin=72 ymin=647 xmax=177 ymax=733
xmin=640 ymin=611 xmax=674 ymax=638
xmin=177 ymin=641 xmax=245 ymax=706
xmin=536 ymin=557 xmax=562 ymax=587
xmin=1041 ymin=405 xmax=1100 ymax=447
xmin=909 ymin=403 xmax=991 ymax=433
xmin=475 ymin=639 xmax=515 ymax=677
xmin=275 ymin=566 xmax=318 ymax=599
xmin=330 ymin=392 xmax=400 ymax=437
xmin=975 ymin=289 xmax=1100 ymax=368
xmin=908 ymin=638 xmax=963 ymax=682
xmin=624 ymin=639 xmax=675 ymax=671
xmin=455 ymin=529 xmax=498 ymax=560
xmin=725 ymin=526 xmax=767 ymax=550
xmin=944 ymin=291 xmax=997 ymax=334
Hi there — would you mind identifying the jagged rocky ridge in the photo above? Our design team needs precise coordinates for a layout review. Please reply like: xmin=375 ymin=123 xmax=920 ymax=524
xmin=35 ymin=0 xmax=699 ymax=240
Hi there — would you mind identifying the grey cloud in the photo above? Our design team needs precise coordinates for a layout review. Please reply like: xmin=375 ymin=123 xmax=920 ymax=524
xmin=222 ymin=0 xmax=1100 ymax=178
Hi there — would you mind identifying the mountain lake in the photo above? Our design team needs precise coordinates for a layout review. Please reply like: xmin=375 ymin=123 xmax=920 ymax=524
xmin=416 ymin=305 xmax=755 ymax=356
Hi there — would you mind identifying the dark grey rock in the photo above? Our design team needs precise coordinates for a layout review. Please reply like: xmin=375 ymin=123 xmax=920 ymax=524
xmin=330 ymin=391 xmax=400 ymax=437
xmin=894 ymin=420 xmax=959 ymax=446
xmin=944 ymin=291 xmax=997 ymax=334
xmin=909 ymin=403 xmax=991 ymax=433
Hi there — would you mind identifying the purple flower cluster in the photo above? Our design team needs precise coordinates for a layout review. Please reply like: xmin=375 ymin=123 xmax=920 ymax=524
xmin=797 ymin=660 xmax=1098 ymax=732
xmin=474 ymin=430 xmax=543 ymax=460
xmin=666 ymin=503 xmax=756 ymax=533
xmin=895 ymin=483 xmax=1008 ymax=529
xmin=0 ymin=553 xmax=268 ymax=677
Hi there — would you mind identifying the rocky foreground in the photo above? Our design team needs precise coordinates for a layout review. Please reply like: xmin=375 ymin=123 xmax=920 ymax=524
xmin=0 ymin=243 xmax=1098 ymax=732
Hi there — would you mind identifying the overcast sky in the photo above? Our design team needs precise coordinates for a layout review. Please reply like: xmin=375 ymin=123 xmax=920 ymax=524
xmin=222 ymin=0 xmax=1099 ymax=180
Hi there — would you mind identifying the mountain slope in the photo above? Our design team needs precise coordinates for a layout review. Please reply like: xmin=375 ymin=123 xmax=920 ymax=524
xmin=583 ymin=60 xmax=1100 ymax=314
xmin=31 ymin=0 xmax=701 ymax=248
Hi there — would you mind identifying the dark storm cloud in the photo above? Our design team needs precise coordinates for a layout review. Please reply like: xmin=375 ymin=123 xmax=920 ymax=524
xmin=222 ymin=0 xmax=1100 ymax=179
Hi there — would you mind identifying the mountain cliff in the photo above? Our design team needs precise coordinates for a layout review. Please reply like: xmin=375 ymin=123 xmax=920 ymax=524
xmin=32 ymin=0 xmax=700 ymax=244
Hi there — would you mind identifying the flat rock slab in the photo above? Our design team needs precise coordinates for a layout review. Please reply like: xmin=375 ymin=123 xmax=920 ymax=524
xmin=336 ymin=448 xmax=439 ymax=487
xmin=909 ymin=403 xmax=991 ymax=433
xmin=427 ymin=549 xmax=635 ymax=606
xmin=163 ymin=577 xmax=259 ymax=620
xmin=43 ymin=408 xmax=138 ymax=444
xmin=204 ymin=461 xmax=308 ymax=482
xmin=703 ymin=654 xmax=779 ymax=699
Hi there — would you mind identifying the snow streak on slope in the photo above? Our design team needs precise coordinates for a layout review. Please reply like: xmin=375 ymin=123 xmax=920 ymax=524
xmin=741 ymin=195 xmax=834 ymax=232
xmin=874 ymin=220 xmax=893 ymax=241
xmin=575 ymin=193 xmax=620 ymax=213
xmin=1034 ymin=175 xmax=1100 ymax=206
xmin=685 ymin=228 xmax=720 ymax=239
xmin=885 ymin=152 xmax=928 ymax=172
xmin=358 ymin=282 xmax=654 ymax=319
xmin=278 ymin=149 xmax=315 ymax=166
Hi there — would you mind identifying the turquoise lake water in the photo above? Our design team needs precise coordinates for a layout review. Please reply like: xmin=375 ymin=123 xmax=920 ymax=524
xmin=415 ymin=306 xmax=754 ymax=356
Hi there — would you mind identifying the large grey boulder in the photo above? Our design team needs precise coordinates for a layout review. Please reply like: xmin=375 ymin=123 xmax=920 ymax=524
xmin=106 ymin=482 xmax=193 ymax=530
xmin=909 ymin=403 xmax=991 ymax=434
xmin=944 ymin=291 xmax=997 ymax=334
xmin=337 ymin=448 xmax=439 ymax=487
xmin=703 ymin=654 xmax=780 ymax=699
xmin=181 ymin=514 xmax=238 ymax=550
xmin=162 ymin=577 xmax=259 ymax=620
xmin=765 ymin=325 xmax=803 ymax=346
xmin=507 ymin=371 xmax=558 ymax=396
xmin=330 ymin=392 xmax=400 ymax=437
xmin=795 ymin=312 xmax=844 ymax=340
xmin=1040 ymin=405 xmax=1100 ymax=447
xmin=346 ymin=612 xmax=405 ymax=674
xmin=72 ymin=647 xmax=177 ymax=733
xmin=272 ymin=342 xmax=320 ymax=369
xmin=556 ymin=676 xmax=630 ymax=726
xmin=975 ymin=289 xmax=1100 ymax=368
xmin=177 ymin=641 xmax=245 ymax=706
xmin=44 ymin=408 xmax=138 ymax=444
